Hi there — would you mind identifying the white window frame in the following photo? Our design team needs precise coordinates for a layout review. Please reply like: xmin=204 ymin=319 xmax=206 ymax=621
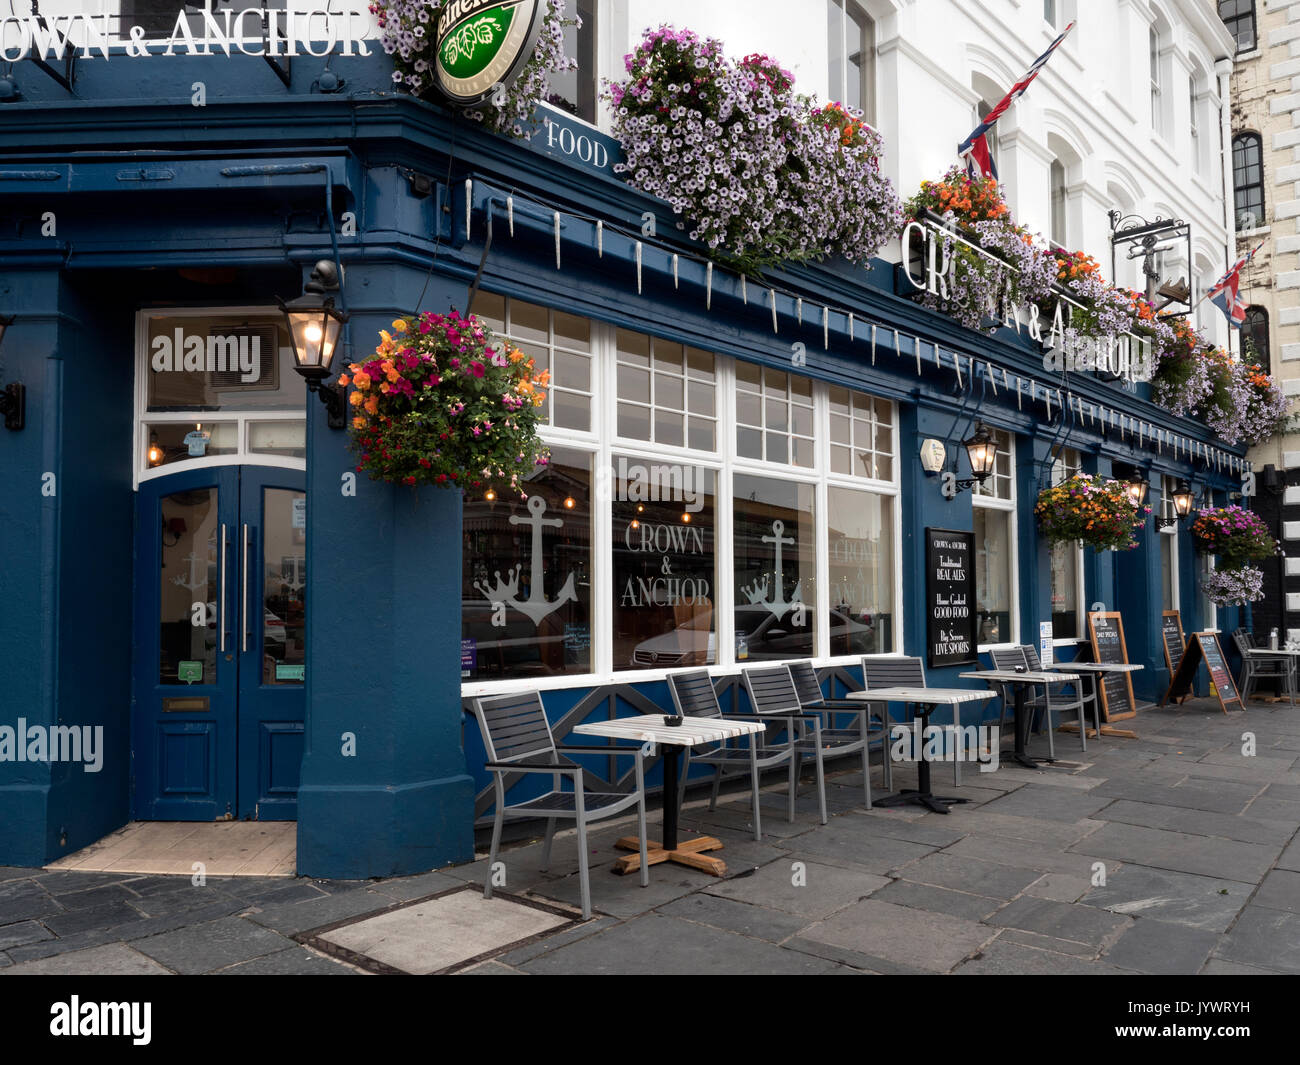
xmin=1160 ymin=475 xmax=1180 ymax=612
xmin=827 ymin=0 xmax=876 ymax=125
xmin=973 ymin=429 xmax=1019 ymax=651
xmin=1048 ymin=449 xmax=1085 ymax=645
xmin=460 ymin=295 xmax=903 ymax=697
xmin=132 ymin=306 xmax=306 ymax=490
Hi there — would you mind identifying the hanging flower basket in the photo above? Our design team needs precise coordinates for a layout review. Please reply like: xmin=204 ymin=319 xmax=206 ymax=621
xmin=1201 ymin=565 xmax=1266 ymax=607
xmin=1190 ymin=505 xmax=1278 ymax=570
xmin=340 ymin=311 xmax=550 ymax=491
xmin=604 ymin=26 xmax=902 ymax=277
xmin=1034 ymin=474 xmax=1147 ymax=551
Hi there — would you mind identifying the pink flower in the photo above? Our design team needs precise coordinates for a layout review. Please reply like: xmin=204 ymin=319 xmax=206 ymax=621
xmin=469 ymin=361 xmax=485 ymax=378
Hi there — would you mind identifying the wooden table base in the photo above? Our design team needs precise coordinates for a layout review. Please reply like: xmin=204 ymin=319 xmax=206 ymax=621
xmin=611 ymin=834 xmax=727 ymax=877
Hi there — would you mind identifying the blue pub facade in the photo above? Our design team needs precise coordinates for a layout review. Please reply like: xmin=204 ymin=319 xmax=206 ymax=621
xmin=0 ymin=32 xmax=1248 ymax=876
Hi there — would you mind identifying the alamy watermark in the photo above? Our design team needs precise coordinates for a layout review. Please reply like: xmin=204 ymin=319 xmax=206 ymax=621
xmin=889 ymin=721 xmax=1000 ymax=773
xmin=0 ymin=720 xmax=103 ymax=772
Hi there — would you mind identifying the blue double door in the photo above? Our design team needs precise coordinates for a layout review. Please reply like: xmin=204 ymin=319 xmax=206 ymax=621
xmin=132 ymin=466 xmax=306 ymax=821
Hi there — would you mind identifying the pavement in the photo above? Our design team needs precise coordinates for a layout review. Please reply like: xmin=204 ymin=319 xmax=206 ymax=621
xmin=1 ymin=695 xmax=1298 ymax=975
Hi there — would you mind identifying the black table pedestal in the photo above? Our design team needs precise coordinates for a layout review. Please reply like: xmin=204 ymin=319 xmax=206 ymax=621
xmin=874 ymin=706 xmax=970 ymax=815
xmin=1009 ymin=680 xmax=1051 ymax=769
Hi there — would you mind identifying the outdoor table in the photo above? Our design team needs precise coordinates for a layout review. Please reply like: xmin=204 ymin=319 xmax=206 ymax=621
xmin=1044 ymin=661 xmax=1144 ymax=738
xmin=843 ymin=687 xmax=994 ymax=814
xmin=1244 ymin=648 xmax=1299 ymax=705
xmin=960 ymin=670 xmax=1081 ymax=769
xmin=571 ymin=714 xmax=766 ymax=877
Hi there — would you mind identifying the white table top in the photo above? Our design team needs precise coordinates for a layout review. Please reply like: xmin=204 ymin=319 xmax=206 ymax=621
xmin=1045 ymin=662 xmax=1143 ymax=673
xmin=844 ymin=686 xmax=994 ymax=705
xmin=960 ymin=669 xmax=1081 ymax=684
xmin=1246 ymin=647 xmax=1300 ymax=656
xmin=572 ymin=715 xmax=765 ymax=748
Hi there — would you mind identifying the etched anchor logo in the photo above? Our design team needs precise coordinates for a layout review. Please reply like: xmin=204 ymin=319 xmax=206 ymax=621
xmin=743 ymin=520 xmax=804 ymax=620
xmin=474 ymin=495 xmax=578 ymax=626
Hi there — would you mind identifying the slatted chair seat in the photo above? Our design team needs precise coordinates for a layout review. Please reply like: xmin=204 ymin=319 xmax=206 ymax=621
xmin=1233 ymin=628 xmax=1294 ymax=702
xmin=1019 ymin=644 xmax=1095 ymax=756
xmin=787 ymin=660 xmax=882 ymax=808
xmin=470 ymin=690 xmax=651 ymax=920
xmin=669 ymin=670 xmax=791 ymax=839
xmin=742 ymin=665 xmax=830 ymax=825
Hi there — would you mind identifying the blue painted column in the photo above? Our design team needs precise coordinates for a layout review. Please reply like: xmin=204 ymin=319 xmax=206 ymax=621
xmin=1115 ymin=476 xmax=1163 ymax=703
xmin=1019 ymin=433 xmax=1053 ymax=654
xmin=296 ymin=261 xmax=475 ymax=879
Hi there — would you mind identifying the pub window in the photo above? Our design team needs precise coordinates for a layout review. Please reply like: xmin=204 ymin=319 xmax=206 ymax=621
xmin=735 ymin=362 xmax=815 ymax=469
xmin=828 ymin=386 xmax=894 ymax=481
xmin=972 ymin=429 xmax=1016 ymax=646
xmin=461 ymin=447 xmax=593 ymax=682
xmin=1219 ymin=0 xmax=1258 ymax=54
xmin=1049 ymin=160 xmax=1067 ymax=248
xmin=1233 ymin=133 xmax=1265 ymax=231
xmin=827 ymin=487 xmax=894 ymax=655
xmin=1243 ymin=305 xmax=1270 ymax=373
xmin=827 ymin=0 xmax=875 ymax=124
xmin=733 ymin=474 xmax=817 ymax=662
xmin=474 ymin=293 xmax=594 ymax=433
xmin=611 ymin=457 xmax=717 ymax=669
xmin=1149 ymin=20 xmax=1170 ymax=137
xmin=1189 ymin=78 xmax=1201 ymax=174
xmin=1044 ymin=0 xmax=1057 ymax=26
xmin=616 ymin=331 xmax=717 ymax=450
xmin=1049 ymin=448 xmax=1084 ymax=641
xmin=549 ymin=0 xmax=599 ymax=124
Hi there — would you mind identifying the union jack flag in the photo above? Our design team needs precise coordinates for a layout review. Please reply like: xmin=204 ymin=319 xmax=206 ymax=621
xmin=959 ymin=21 xmax=1076 ymax=180
xmin=1207 ymin=241 xmax=1265 ymax=328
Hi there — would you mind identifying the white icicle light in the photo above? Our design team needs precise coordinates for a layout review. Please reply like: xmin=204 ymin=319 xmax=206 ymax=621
xmin=1016 ymin=376 xmax=1022 ymax=409
xmin=953 ymin=350 xmax=962 ymax=388
xmin=706 ymin=262 xmax=713 ymax=309
xmin=672 ymin=254 xmax=679 ymax=288
xmin=848 ymin=312 xmax=855 ymax=342
xmin=797 ymin=297 xmax=803 ymax=324
xmin=507 ymin=195 xmax=514 ymax=237
xmin=465 ymin=179 xmax=472 ymax=239
xmin=871 ymin=324 xmax=877 ymax=365
xmin=553 ymin=211 xmax=561 ymax=270
xmin=823 ymin=306 xmax=829 ymax=350
xmin=596 ymin=219 xmax=603 ymax=257
xmin=636 ymin=241 xmax=643 ymax=294
xmin=741 ymin=275 xmax=747 ymax=305
xmin=986 ymin=361 xmax=997 ymax=395
xmin=770 ymin=289 xmax=778 ymax=333
xmin=913 ymin=335 xmax=921 ymax=375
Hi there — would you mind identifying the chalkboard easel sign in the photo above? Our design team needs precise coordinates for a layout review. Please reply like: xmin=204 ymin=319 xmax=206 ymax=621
xmin=1163 ymin=632 xmax=1243 ymax=714
xmin=925 ymin=528 xmax=977 ymax=669
xmin=1087 ymin=611 xmax=1138 ymax=723
xmin=1161 ymin=610 xmax=1189 ymax=705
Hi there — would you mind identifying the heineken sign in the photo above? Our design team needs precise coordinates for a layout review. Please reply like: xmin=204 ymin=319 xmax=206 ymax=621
xmin=435 ymin=0 xmax=544 ymax=106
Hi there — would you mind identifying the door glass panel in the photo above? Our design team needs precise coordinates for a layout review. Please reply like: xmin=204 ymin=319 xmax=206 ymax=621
xmin=159 ymin=488 xmax=219 ymax=685
xmin=146 ymin=421 xmax=238 ymax=470
xmin=262 ymin=489 xmax=307 ymax=684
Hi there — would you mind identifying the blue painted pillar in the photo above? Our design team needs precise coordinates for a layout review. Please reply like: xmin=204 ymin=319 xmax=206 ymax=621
xmin=296 ymin=261 xmax=475 ymax=879
xmin=1018 ymin=433 xmax=1052 ymax=652
xmin=1115 ymin=475 xmax=1163 ymax=702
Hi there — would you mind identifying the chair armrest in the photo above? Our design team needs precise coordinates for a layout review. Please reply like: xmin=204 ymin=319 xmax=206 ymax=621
xmin=484 ymin=760 xmax=581 ymax=776
xmin=555 ymin=745 xmax=648 ymax=757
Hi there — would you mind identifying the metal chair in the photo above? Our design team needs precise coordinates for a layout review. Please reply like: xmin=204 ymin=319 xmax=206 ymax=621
xmin=668 ymin=670 xmax=792 ymax=839
xmin=861 ymin=655 xmax=969 ymax=784
xmin=786 ymin=660 xmax=882 ymax=807
xmin=1233 ymin=628 xmax=1293 ymax=702
xmin=470 ymin=690 xmax=650 ymax=920
xmin=741 ymin=666 xmax=829 ymax=825
xmin=1021 ymin=644 xmax=1096 ymax=754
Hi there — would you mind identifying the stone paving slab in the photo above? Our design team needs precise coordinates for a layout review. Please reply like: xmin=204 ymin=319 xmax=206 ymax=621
xmin=1101 ymin=918 xmax=1221 ymax=975
xmin=868 ymin=878 xmax=1004 ymax=921
xmin=702 ymin=857 xmax=888 ymax=918
xmin=1082 ymin=865 xmax=1256 ymax=932
xmin=800 ymin=898 xmax=996 ymax=973
xmin=2 ymin=943 xmax=173 ymax=975
xmin=1211 ymin=905 xmax=1300 ymax=974
xmin=129 ymin=916 xmax=299 ymax=975
xmin=1094 ymin=799 xmax=1297 ymax=845
xmin=953 ymin=938 xmax=1128 ymax=975
xmin=1070 ymin=822 xmax=1282 ymax=882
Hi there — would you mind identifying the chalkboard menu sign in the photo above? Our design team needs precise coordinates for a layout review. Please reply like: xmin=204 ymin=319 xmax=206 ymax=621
xmin=1161 ymin=611 xmax=1186 ymax=674
xmin=925 ymin=528 xmax=977 ymax=669
xmin=1164 ymin=632 xmax=1242 ymax=713
xmin=1087 ymin=611 xmax=1138 ymax=722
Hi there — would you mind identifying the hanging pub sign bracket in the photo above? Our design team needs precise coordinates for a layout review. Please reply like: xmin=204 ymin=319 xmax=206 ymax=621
xmin=1108 ymin=212 xmax=1193 ymax=318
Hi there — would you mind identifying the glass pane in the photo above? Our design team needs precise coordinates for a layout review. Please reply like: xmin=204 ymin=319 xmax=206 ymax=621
xmin=556 ymin=351 xmax=590 ymax=392
xmin=766 ymin=398 xmax=788 ymax=432
xmin=735 ymin=360 xmax=761 ymax=391
xmin=145 ymin=421 xmax=238 ymax=472
xmin=793 ymin=438 xmax=815 ymax=468
xmin=617 ymin=329 xmax=650 ymax=364
xmin=612 ymin=457 xmax=717 ymax=669
xmin=1050 ymin=541 xmax=1080 ymax=640
xmin=461 ymin=447 xmax=593 ymax=681
xmin=734 ymin=474 xmax=817 ymax=661
xmin=619 ymin=366 xmax=651 ymax=403
xmin=654 ymin=410 xmax=685 ymax=448
xmin=764 ymin=368 xmax=788 ymax=399
xmin=686 ymin=347 xmax=715 ymax=380
xmin=1161 ymin=533 xmax=1175 ymax=611
xmin=791 ymin=375 xmax=812 ymax=402
xmin=973 ymin=507 xmax=1012 ymax=644
xmin=248 ymin=419 xmax=306 ymax=459
xmin=554 ymin=390 xmax=590 ymax=432
xmin=737 ymin=427 xmax=763 ymax=460
xmin=159 ymin=488 xmax=219 ymax=685
xmin=262 ymin=489 xmax=306 ymax=684
xmin=508 ymin=300 xmax=549 ymax=345
xmin=792 ymin=406 xmax=813 ymax=437
xmin=656 ymin=373 xmax=684 ymax=411
xmin=829 ymin=386 xmax=850 ymax=417
xmin=654 ymin=341 xmax=685 ymax=373
xmin=687 ymin=380 xmax=715 ymax=416
xmin=828 ymin=487 xmax=893 ymax=654
xmin=145 ymin=314 xmax=301 ymax=412
xmin=553 ymin=311 xmax=590 ymax=351
xmin=687 ymin=420 xmax=716 ymax=452
xmin=832 ymin=444 xmax=852 ymax=476
xmin=475 ymin=291 xmax=506 ymax=333
xmin=736 ymin=391 xmax=761 ymax=429
xmin=831 ymin=414 xmax=851 ymax=446
xmin=618 ymin=402 xmax=651 ymax=440
xmin=765 ymin=433 xmax=789 ymax=464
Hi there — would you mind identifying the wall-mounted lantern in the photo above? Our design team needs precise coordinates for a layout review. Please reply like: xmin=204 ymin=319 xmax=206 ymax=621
xmin=280 ymin=261 xmax=349 ymax=430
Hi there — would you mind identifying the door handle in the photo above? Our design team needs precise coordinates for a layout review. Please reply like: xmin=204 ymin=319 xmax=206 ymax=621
xmin=241 ymin=522 xmax=250 ymax=653
xmin=219 ymin=523 xmax=228 ymax=653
